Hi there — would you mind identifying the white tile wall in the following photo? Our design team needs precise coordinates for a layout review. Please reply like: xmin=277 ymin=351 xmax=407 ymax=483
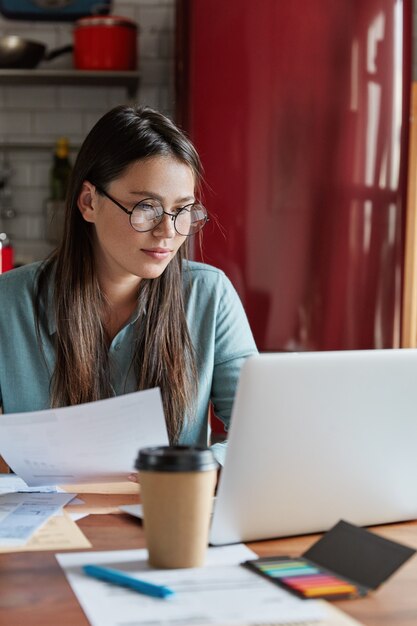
xmin=2 ymin=0 xmax=416 ymax=265
xmin=0 ymin=0 xmax=175 ymax=265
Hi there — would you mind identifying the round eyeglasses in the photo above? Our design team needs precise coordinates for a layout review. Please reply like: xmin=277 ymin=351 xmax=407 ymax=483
xmin=95 ymin=186 xmax=209 ymax=236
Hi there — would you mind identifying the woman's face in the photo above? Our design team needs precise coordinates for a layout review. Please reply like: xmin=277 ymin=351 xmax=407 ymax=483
xmin=79 ymin=155 xmax=195 ymax=284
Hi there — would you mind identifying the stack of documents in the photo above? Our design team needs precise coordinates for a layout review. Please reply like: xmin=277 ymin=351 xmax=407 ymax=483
xmin=0 ymin=474 xmax=91 ymax=552
xmin=0 ymin=389 xmax=167 ymax=552
xmin=0 ymin=490 xmax=76 ymax=548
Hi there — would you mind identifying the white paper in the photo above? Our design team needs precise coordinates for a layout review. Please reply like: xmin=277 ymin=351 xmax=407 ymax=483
xmin=0 ymin=389 xmax=168 ymax=486
xmin=56 ymin=544 xmax=325 ymax=626
xmin=0 ymin=492 xmax=76 ymax=546
xmin=119 ymin=503 xmax=143 ymax=518
xmin=0 ymin=474 xmax=60 ymax=494
xmin=68 ymin=512 xmax=90 ymax=522
xmin=119 ymin=497 xmax=218 ymax=520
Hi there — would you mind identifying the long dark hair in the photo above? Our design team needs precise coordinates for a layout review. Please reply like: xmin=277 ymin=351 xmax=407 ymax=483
xmin=35 ymin=105 xmax=202 ymax=443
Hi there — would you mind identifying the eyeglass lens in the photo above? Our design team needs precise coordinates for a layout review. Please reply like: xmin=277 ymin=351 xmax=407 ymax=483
xmin=130 ymin=201 xmax=207 ymax=236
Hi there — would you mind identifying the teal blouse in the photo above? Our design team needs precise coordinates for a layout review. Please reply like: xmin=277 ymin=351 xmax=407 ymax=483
xmin=0 ymin=260 xmax=257 ymax=465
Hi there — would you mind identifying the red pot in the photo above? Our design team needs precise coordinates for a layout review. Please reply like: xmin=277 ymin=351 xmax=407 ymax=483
xmin=74 ymin=16 xmax=138 ymax=71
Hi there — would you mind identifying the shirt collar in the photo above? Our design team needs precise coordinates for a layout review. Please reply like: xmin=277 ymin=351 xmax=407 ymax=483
xmin=46 ymin=284 xmax=145 ymax=336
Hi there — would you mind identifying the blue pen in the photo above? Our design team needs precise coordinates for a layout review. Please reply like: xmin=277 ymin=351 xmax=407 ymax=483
xmin=82 ymin=564 xmax=175 ymax=599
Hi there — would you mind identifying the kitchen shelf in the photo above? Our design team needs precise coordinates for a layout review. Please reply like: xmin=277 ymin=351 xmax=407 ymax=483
xmin=0 ymin=68 xmax=140 ymax=98
xmin=0 ymin=138 xmax=81 ymax=150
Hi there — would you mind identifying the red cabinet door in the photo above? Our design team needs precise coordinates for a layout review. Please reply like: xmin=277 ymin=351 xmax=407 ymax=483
xmin=177 ymin=0 xmax=412 ymax=351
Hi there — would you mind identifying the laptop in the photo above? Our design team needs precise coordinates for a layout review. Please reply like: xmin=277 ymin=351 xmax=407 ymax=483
xmin=209 ymin=349 xmax=417 ymax=545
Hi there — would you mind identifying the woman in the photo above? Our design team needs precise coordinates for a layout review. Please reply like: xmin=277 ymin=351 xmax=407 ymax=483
xmin=0 ymin=105 xmax=257 ymax=465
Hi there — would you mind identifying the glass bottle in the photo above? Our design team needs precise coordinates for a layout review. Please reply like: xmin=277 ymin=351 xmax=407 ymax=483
xmin=50 ymin=137 xmax=72 ymax=202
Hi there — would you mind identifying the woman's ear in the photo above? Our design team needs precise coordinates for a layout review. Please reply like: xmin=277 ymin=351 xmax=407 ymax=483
xmin=78 ymin=181 xmax=98 ymax=223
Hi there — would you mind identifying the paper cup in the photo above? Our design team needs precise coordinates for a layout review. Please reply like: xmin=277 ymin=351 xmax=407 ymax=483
xmin=136 ymin=446 xmax=218 ymax=568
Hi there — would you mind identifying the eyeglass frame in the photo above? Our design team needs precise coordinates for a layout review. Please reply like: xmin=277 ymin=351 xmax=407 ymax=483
xmin=93 ymin=185 xmax=209 ymax=236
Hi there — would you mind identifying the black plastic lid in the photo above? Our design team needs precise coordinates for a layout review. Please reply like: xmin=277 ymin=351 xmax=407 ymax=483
xmin=135 ymin=445 xmax=219 ymax=472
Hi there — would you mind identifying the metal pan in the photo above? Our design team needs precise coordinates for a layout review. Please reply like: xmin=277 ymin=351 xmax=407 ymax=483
xmin=0 ymin=35 xmax=72 ymax=69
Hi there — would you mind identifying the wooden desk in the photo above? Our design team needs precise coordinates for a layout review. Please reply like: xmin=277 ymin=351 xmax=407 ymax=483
xmin=1 ymin=493 xmax=416 ymax=626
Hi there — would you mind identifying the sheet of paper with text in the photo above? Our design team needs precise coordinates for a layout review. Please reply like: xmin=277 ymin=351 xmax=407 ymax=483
xmin=0 ymin=388 xmax=168 ymax=486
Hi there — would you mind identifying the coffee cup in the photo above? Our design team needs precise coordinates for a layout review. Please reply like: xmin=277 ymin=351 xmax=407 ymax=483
xmin=135 ymin=445 xmax=218 ymax=568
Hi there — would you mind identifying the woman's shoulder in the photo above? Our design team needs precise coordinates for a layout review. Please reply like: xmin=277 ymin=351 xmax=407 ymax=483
xmin=182 ymin=260 xmax=227 ymax=283
xmin=0 ymin=261 xmax=43 ymax=292
xmin=182 ymin=260 xmax=240 ymax=310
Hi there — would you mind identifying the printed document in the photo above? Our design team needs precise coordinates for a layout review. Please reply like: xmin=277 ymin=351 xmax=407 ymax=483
xmin=56 ymin=544 xmax=326 ymax=626
xmin=0 ymin=388 xmax=168 ymax=487
xmin=0 ymin=510 xmax=91 ymax=553
xmin=0 ymin=474 xmax=60 ymax=494
xmin=0 ymin=492 xmax=75 ymax=546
